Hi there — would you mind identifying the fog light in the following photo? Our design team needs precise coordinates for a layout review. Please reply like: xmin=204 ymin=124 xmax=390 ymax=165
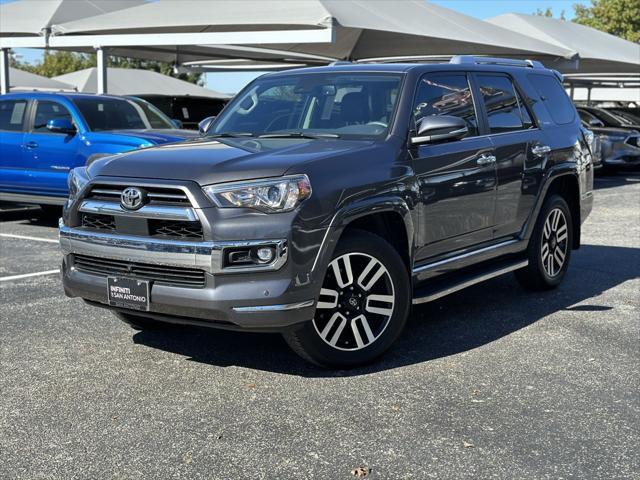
xmin=256 ymin=247 xmax=275 ymax=263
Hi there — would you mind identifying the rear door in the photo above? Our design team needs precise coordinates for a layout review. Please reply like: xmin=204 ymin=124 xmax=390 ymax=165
xmin=0 ymin=98 xmax=29 ymax=191
xmin=21 ymin=99 xmax=82 ymax=196
xmin=411 ymin=72 xmax=497 ymax=262
xmin=473 ymin=73 xmax=548 ymax=239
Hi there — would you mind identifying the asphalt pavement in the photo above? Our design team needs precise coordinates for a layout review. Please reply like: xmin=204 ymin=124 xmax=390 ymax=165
xmin=1 ymin=174 xmax=638 ymax=479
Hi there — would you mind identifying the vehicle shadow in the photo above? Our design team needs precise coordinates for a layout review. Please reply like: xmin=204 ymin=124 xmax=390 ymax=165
xmin=0 ymin=203 xmax=59 ymax=227
xmin=594 ymin=171 xmax=640 ymax=190
xmin=132 ymin=243 xmax=639 ymax=377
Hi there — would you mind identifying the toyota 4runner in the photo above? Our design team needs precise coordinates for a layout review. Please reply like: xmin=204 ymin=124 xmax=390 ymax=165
xmin=60 ymin=57 xmax=594 ymax=367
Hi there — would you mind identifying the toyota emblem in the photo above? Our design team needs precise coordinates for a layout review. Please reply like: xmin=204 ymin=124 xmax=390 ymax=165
xmin=120 ymin=187 xmax=146 ymax=210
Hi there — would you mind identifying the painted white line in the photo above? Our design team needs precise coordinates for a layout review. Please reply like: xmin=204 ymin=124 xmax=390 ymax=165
xmin=0 ymin=233 xmax=58 ymax=244
xmin=0 ymin=269 xmax=60 ymax=283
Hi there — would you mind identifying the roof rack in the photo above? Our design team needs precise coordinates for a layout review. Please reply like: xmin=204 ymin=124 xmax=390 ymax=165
xmin=450 ymin=56 xmax=545 ymax=69
xmin=329 ymin=61 xmax=353 ymax=66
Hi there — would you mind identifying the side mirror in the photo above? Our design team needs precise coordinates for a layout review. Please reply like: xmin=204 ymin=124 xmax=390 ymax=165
xmin=171 ymin=119 xmax=184 ymax=129
xmin=198 ymin=116 xmax=216 ymax=134
xmin=411 ymin=115 xmax=468 ymax=145
xmin=589 ymin=118 xmax=604 ymax=128
xmin=47 ymin=118 xmax=76 ymax=135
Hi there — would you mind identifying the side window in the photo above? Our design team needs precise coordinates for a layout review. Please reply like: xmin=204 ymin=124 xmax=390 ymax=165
xmin=0 ymin=100 xmax=28 ymax=132
xmin=528 ymin=74 xmax=576 ymax=125
xmin=412 ymin=73 xmax=479 ymax=138
xmin=32 ymin=101 xmax=74 ymax=133
xmin=477 ymin=75 xmax=530 ymax=134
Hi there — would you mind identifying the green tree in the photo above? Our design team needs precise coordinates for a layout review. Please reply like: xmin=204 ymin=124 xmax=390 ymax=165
xmin=10 ymin=50 xmax=202 ymax=85
xmin=573 ymin=0 xmax=640 ymax=42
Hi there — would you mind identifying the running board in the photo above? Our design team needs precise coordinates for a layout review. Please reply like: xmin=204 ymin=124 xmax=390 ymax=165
xmin=412 ymin=259 xmax=528 ymax=305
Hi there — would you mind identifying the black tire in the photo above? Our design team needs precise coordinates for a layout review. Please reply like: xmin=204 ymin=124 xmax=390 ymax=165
xmin=114 ymin=311 xmax=164 ymax=331
xmin=283 ymin=230 xmax=410 ymax=368
xmin=515 ymin=194 xmax=573 ymax=291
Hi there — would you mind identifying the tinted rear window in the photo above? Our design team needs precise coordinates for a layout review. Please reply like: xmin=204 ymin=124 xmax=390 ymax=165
xmin=0 ymin=100 xmax=27 ymax=132
xmin=528 ymin=74 xmax=575 ymax=125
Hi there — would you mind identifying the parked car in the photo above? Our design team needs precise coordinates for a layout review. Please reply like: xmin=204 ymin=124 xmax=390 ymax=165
xmin=577 ymin=106 xmax=640 ymax=131
xmin=0 ymin=93 xmax=199 ymax=208
xmin=582 ymin=122 xmax=640 ymax=171
xmin=135 ymin=94 xmax=228 ymax=130
xmin=60 ymin=57 xmax=594 ymax=367
xmin=609 ymin=108 xmax=640 ymax=126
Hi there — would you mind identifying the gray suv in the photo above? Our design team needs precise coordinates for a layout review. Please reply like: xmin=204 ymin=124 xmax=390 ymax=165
xmin=60 ymin=57 xmax=594 ymax=367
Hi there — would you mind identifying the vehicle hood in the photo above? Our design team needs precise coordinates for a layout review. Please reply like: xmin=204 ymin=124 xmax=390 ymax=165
xmin=104 ymin=129 xmax=200 ymax=144
xmin=89 ymin=137 xmax=375 ymax=185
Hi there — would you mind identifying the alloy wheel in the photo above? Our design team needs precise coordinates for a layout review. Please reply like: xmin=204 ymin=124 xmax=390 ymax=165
xmin=313 ymin=252 xmax=395 ymax=351
xmin=541 ymin=207 xmax=569 ymax=277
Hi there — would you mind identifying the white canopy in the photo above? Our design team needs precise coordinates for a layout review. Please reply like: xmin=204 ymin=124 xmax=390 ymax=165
xmin=487 ymin=14 xmax=640 ymax=74
xmin=53 ymin=67 xmax=230 ymax=99
xmin=0 ymin=0 xmax=144 ymax=40
xmin=52 ymin=0 xmax=577 ymax=62
xmin=6 ymin=67 xmax=75 ymax=91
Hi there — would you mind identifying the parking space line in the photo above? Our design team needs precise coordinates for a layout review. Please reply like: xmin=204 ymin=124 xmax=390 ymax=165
xmin=0 ymin=233 xmax=58 ymax=244
xmin=0 ymin=270 xmax=60 ymax=283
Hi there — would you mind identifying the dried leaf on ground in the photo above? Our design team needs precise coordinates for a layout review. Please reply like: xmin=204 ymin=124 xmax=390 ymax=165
xmin=351 ymin=466 xmax=371 ymax=477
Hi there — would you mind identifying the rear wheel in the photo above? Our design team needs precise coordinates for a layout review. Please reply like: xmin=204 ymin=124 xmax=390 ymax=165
xmin=283 ymin=230 xmax=410 ymax=368
xmin=515 ymin=194 xmax=573 ymax=290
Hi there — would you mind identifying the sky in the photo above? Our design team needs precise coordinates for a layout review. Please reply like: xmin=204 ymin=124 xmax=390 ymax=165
xmin=7 ymin=0 xmax=591 ymax=93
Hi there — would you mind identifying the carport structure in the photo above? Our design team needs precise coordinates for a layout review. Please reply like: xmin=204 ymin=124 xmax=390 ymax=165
xmin=5 ymin=66 xmax=74 ymax=92
xmin=2 ymin=0 xmax=580 ymax=94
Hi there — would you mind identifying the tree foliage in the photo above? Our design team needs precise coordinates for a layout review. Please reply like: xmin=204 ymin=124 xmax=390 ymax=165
xmin=534 ymin=7 xmax=566 ymax=20
xmin=573 ymin=0 xmax=640 ymax=42
xmin=10 ymin=50 xmax=202 ymax=85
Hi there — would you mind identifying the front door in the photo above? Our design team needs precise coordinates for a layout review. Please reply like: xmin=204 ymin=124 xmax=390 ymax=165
xmin=411 ymin=73 xmax=497 ymax=263
xmin=22 ymin=99 xmax=81 ymax=197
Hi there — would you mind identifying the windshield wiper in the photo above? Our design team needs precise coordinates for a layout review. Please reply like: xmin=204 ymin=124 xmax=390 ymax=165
xmin=258 ymin=131 xmax=340 ymax=139
xmin=206 ymin=132 xmax=254 ymax=138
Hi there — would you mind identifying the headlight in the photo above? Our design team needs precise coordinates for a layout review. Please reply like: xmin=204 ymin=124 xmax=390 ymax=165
xmin=67 ymin=167 xmax=90 ymax=201
xmin=203 ymin=175 xmax=311 ymax=213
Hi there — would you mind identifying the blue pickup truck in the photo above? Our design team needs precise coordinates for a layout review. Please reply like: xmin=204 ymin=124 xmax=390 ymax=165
xmin=0 ymin=92 xmax=198 ymax=208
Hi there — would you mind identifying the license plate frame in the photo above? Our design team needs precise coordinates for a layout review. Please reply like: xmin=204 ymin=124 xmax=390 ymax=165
xmin=107 ymin=277 xmax=150 ymax=311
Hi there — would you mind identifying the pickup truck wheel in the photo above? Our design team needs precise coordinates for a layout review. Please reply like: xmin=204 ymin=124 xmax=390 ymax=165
xmin=114 ymin=311 xmax=163 ymax=331
xmin=516 ymin=195 xmax=573 ymax=290
xmin=283 ymin=230 xmax=410 ymax=368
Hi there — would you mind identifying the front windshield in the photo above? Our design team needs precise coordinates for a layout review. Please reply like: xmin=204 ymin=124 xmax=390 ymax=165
xmin=73 ymin=97 xmax=175 ymax=131
xmin=210 ymin=72 xmax=403 ymax=139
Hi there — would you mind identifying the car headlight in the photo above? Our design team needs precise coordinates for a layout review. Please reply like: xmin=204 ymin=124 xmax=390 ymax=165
xmin=67 ymin=167 xmax=90 ymax=201
xmin=203 ymin=175 xmax=311 ymax=213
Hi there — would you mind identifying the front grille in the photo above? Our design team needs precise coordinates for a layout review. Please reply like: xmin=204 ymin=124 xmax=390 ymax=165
xmin=149 ymin=220 xmax=203 ymax=240
xmin=82 ymin=213 xmax=116 ymax=231
xmin=73 ymin=254 xmax=206 ymax=288
xmin=86 ymin=185 xmax=190 ymax=205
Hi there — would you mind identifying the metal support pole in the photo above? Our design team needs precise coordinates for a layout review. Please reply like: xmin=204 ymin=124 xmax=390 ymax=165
xmin=0 ymin=48 xmax=10 ymax=95
xmin=95 ymin=46 xmax=107 ymax=94
xmin=587 ymin=87 xmax=592 ymax=106
xmin=569 ymin=84 xmax=575 ymax=100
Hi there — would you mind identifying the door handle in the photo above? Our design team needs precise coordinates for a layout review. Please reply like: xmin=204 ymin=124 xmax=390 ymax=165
xmin=532 ymin=145 xmax=551 ymax=157
xmin=476 ymin=154 xmax=496 ymax=166
xmin=25 ymin=141 xmax=38 ymax=149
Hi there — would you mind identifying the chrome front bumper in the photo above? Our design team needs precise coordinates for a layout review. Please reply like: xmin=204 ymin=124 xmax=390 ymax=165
xmin=58 ymin=220 xmax=287 ymax=274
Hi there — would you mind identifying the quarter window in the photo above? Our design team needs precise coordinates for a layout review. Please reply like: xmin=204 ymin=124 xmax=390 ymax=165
xmin=477 ymin=75 xmax=532 ymax=134
xmin=412 ymin=74 xmax=479 ymax=138
xmin=0 ymin=100 xmax=28 ymax=132
xmin=33 ymin=101 xmax=74 ymax=133
xmin=528 ymin=74 xmax=576 ymax=125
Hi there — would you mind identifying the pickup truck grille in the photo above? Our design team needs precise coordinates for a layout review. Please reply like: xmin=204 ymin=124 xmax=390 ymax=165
xmin=73 ymin=254 xmax=206 ymax=288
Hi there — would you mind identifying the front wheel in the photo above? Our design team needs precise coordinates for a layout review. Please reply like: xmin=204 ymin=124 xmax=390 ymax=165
xmin=283 ymin=230 xmax=410 ymax=368
xmin=515 ymin=194 xmax=573 ymax=290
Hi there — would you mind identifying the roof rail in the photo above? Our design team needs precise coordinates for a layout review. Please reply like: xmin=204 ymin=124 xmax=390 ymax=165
xmin=329 ymin=61 xmax=353 ymax=66
xmin=450 ymin=56 xmax=545 ymax=69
